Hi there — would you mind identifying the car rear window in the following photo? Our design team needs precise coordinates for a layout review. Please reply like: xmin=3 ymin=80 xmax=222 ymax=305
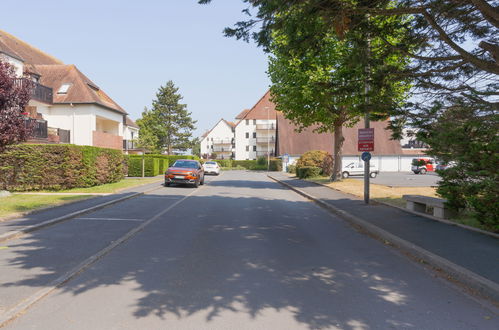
xmin=172 ymin=161 xmax=198 ymax=168
xmin=205 ymin=162 xmax=217 ymax=165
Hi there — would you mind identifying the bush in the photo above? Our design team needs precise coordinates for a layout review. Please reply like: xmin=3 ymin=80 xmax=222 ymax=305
xmin=216 ymin=159 xmax=232 ymax=167
xmin=287 ymin=164 xmax=296 ymax=174
xmin=321 ymin=154 xmax=334 ymax=176
xmin=0 ymin=144 xmax=125 ymax=191
xmin=257 ymin=156 xmax=267 ymax=166
xmin=296 ymin=150 xmax=333 ymax=176
xmin=268 ymin=158 xmax=282 ymax=171
xmin=297 ymin=166 xmax=321 ymax=179
xmin=232 ymin=160 xmax=257 ymax=169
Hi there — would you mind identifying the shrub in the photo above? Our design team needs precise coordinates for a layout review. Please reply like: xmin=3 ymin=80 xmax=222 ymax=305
xmin=0 ymin=144 xmax=125 ymax=191
xmin=257 ymin=156 xmax=267 ymax=166
xmin=321 ymin=154 xmax=334 ymax=176
xmin=287 ymin=164 xmax=296 ymax=174
xmin=232 ymin=160 xmax=257 ymax=169
xmin=268 ymin=158 xmax=282 ymax=171
xmin=296 ymin=150 xmax=329 ymax=169
xmin=297 ymin=166 xmax=321 ymax=179
xmin=216 ymin=159 xmax=232 ymax=167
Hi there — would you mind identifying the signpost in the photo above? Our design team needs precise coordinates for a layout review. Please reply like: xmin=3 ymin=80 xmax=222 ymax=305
xmin=358 ymin=128 xmax=374 ymax=204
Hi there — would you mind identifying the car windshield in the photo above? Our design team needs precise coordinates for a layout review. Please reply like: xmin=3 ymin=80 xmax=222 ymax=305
xmin=205 ymin=162 xmax=217 ymax=165
xmin=172 ymin=161 xmax=198 ymax=168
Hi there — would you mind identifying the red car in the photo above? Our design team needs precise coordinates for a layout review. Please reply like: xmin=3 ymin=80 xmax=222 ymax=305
xmin=165 ymin=159 xmax=205 ymax=187
xmin=411 ymin=158 xmax=435 ymax=174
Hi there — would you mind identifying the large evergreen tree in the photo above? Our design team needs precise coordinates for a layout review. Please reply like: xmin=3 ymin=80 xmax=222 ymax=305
xmin=137 ymin=81 xmax=196 ymax=154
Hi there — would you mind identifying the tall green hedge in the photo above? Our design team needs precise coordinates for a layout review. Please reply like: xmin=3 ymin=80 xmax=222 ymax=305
xmin=0 ymin=144 xmax=125 ymax=191
xmin=127 ymin=154 xmax=199 ymax=177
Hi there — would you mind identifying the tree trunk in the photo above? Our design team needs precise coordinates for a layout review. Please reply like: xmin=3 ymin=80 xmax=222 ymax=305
xmin=331 ymin=122 xmax=345 ymax=181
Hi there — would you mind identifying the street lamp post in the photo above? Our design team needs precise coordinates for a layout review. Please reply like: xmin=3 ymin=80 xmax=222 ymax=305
xmin=266 ymin=106 xmax=270 ymax=171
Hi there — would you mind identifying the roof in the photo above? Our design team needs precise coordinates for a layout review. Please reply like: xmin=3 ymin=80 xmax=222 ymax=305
xmin=0 ymin=30 xmax=63 ymax=65
xmin=35 ymin=64 xmax=127 ymax=114
xmin=276 ymin=113 xmax=403 ymax=156
xmin=200 ymin=118 xmax=234 ymax=140
xmin=240 ymin=90 xmax=278 ymax=120
xmin=223 ymin=119 xmax=236 ymax=128
xmin=235 ymin=109 xmax=250 ymax=119
xmin=125 ymin=117 xmax=139 ymax=128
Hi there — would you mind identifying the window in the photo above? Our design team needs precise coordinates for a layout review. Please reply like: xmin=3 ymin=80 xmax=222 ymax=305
xmin=253 ymin=132 xmax=256 ymax=138
xmin=253 ymin=146 xmax=257 ymax=151
xmin=245 ymin=132 xmax=249 ymax=138
xmin=246 ymin=146 xmax=249 ymax=151
xmin=57 ymin=83 xmax=72 ymax=94
xmin=246 ymin=119 xmax=249 ymax=125
xmin=253 ymin=119 xmax=256 ymax=125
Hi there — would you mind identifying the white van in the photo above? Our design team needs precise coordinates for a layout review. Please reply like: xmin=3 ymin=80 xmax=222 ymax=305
xmin=341 ymin=162 xmax=379 ymax=178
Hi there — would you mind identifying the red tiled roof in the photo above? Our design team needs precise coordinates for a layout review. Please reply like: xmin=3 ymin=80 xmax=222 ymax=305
xmin=276 ymin=113 xmax=403 ymax=156
xmin=241 ymin=90 xmax=278 ymax=120
xmin=35 ymin=64 xmax=127 ymax=114
xmin=125 ymin=117 xmax=139 ymax=128
xmin=235 ymin=109 xmax=250 ymax=119
xmin=0 ymin=30 xmax=63 ymax=65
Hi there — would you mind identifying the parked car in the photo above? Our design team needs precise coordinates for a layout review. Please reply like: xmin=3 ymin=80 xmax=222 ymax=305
xmin=411 ymin=158 xmax=435 ymax=174
xmin=435 ymin=161 xmax=456 ymax=171
xmin=342 ymin=162 xmax=379 ymax=178
xmin=203 ymin=161 xmax=220 ymax=175
xmin=165 ymin=159 xmax=205 ymax=187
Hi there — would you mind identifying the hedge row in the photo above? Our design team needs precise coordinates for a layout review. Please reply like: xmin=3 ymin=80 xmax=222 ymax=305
xmin=0 ymin=144 xmax=126 ymax=191
xmin=127 ymin=154 xmax=199 ymax=177
xmin=297 ymin=166 xmax=321 ymax=179
xmin=201 ymin=159 xmax=282 ymax=171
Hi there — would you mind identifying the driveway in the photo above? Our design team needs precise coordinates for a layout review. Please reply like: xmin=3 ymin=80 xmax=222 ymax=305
xmin=351 ymin=171 xmax=441 ymax=187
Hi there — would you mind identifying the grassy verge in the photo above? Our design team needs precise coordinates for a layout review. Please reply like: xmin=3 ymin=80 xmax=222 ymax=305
xmin=304 ymin=175 xmax=486 ymax=231
xmin=0 ymin=195 xmax=92 ymax=219
xmin=36 ymin=177 xmax=163 ymax=194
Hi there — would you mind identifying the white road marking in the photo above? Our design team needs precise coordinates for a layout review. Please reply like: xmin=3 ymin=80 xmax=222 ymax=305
xmin=76 ymin=218 xmax=145 ymax=222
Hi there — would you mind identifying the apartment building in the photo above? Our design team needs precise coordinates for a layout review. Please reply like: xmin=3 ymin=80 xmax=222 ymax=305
xmin=0 ymin=30 xmax=136 ymax=150
xmin=234 ymin=91 xmax=277 ymax=160
xmin=200 ymin=119 xmax=235 ymax=159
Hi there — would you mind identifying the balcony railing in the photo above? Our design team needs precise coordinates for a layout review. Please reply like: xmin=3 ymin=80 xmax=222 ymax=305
xmin=15 ymin=79 xmax=53 ymax=104
xmin=26 ymin=118 xmax=48 ymax=139
xmin=256 ymin=151 xmax=275 ymax=157
xmin=256 ymin=124 xmax=276 ymax=131
xmin=212 ymin=138 xmax=233 ymax=145
xmin=123 ymin=139 xmax=139 ymax=150
xmin=256 ymin=136 xmax=275 ymax=144
xmin=213 ymin=147 xmax=232 ymax=153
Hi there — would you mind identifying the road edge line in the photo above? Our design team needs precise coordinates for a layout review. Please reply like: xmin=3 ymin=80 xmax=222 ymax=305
xmin=268 ymin=174 xmax=499 ymax=303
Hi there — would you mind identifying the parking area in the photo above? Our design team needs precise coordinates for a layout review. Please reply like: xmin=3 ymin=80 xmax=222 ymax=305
xmin=351 ymin=171 xmax=441 ymax=187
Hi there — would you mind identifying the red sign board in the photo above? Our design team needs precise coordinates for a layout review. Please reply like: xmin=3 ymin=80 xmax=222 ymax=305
xmin=358 ymin=128 xmax=374 ymax=151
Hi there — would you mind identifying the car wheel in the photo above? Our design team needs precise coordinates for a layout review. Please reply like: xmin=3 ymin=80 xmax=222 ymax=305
xmin=342 ymin=171 xmax=349 ymax=179
xmin=164 ymin=182 xmax=170 ymax=187
xmin=200 ymin=176 xmax=205 ymax=185
xmin=193 ymin=179 xmax=199 ymax=188
xmin=413 ymin=171 xmax=419 ymax=175
xmin=370 ymin=172 xmax=377 ymax=178
xmin=420 ymin=168 xmax=427 ymax=174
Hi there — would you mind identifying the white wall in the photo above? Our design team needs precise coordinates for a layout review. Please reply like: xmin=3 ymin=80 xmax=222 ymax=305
xmin=123 ymin=125 xmax=139 ymax=140
xmin=37 ymin=104 xmax=123 ymax=146
xmin=0 ymin=53 xmax=23 ymax=77
xmin=234 ymin=119 xmax=276 ymax=160
xmin=200 ymin=120 xmax=234 ymax=158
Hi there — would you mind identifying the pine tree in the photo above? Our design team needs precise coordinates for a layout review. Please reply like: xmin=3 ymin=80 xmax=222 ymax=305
xmin=137 ymin=81 xmax=196 ymax=154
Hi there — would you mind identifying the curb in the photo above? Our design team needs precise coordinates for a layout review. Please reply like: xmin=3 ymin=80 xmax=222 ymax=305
xmin=268 ymin=174 xmax=499 ymax=303
xmin=0 ymin=185 xmax=163 ymax=244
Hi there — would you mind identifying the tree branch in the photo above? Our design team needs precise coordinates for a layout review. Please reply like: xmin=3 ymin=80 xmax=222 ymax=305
xmin=470 ymin=0 xmax=499 ymax=28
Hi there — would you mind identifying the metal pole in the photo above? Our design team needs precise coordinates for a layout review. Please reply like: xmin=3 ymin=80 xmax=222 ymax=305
xmin=267 ymin=106 xmax=270 ymax=171
xmin=364 ymin=20 xmax=371 ymax=205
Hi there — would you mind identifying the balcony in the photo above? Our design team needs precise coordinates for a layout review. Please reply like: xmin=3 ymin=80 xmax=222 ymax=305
xmin=123 ymin=139 xmax=139 ymax=150
xmin=15 ymin=79 xmax=53 ymax=104
xmin=256 ymin=151 xmax=275 ymax=157
xmin=26 ymin=118 xmax=48 ymax=139
xmin=93 ymin=131 xmax=123 ymax=150
xmin=213 ymin=147 xmax=232 ymax=153
xmin=256 ymin=124 xmax=276 ymax=131
xmin=48 ymin=127 xmax=71 ymax=143
xmin=256 ymin=136 xmax=275 ymax=144
xmin=212 ymin=138 xmax=232 ymax=145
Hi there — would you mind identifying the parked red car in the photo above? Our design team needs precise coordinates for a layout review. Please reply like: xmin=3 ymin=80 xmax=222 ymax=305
xmin=411 ymin=158 xmax=435 ymax=174
xmin=165 ymin=160 xmax=205 ymax=187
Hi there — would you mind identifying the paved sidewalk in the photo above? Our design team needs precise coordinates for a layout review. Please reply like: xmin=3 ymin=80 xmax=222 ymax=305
xmin=0 ymin=180 xmax=164 ymax=237
xmin=269 ymin=172 xmax=499 ymax=296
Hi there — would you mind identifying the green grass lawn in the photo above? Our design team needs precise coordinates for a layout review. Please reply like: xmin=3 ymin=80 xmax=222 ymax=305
xmin=0 ymin=194 xmax=92 ymax=219
xmin=37 ymin=177 xmax=163 ymax=194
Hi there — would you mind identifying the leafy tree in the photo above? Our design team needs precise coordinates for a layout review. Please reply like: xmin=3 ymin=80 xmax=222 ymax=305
xmin=191 ymin=137 xmax=201 ymax=157
xmin=0 ymin=61 xmax=33 ymax=151
xmin=137 ymin=81 xmax=196 ymax=155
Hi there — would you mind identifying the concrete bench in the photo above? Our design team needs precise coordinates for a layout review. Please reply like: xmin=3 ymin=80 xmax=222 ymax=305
xmin=402 ymin=195 xmax=455 ymax=219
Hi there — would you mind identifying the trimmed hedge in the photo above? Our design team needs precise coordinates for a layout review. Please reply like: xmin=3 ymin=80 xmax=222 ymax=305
xmin=0 ymin=144 xmax=125 ymax=191
xmin=127 ymin=154 xmax=199 ymax=177
xmin=297 ymin=166 xmax=321 ymax=179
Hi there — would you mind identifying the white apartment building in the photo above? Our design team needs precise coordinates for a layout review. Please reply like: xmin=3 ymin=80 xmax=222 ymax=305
xmin=200 ymin=119 xmax=235 ymax=159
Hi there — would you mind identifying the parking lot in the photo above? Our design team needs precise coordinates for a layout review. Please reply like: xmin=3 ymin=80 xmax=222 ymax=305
xmin=351 ymin=171 xmax=441 ymax=187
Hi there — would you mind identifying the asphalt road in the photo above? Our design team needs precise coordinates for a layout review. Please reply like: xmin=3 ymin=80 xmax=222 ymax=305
xmin=2 ymin=171 xmax=497 ymax=329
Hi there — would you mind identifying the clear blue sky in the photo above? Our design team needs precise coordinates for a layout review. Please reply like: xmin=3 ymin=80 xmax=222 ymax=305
xmin=0 ymin=0 xmax=270 ymax=137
